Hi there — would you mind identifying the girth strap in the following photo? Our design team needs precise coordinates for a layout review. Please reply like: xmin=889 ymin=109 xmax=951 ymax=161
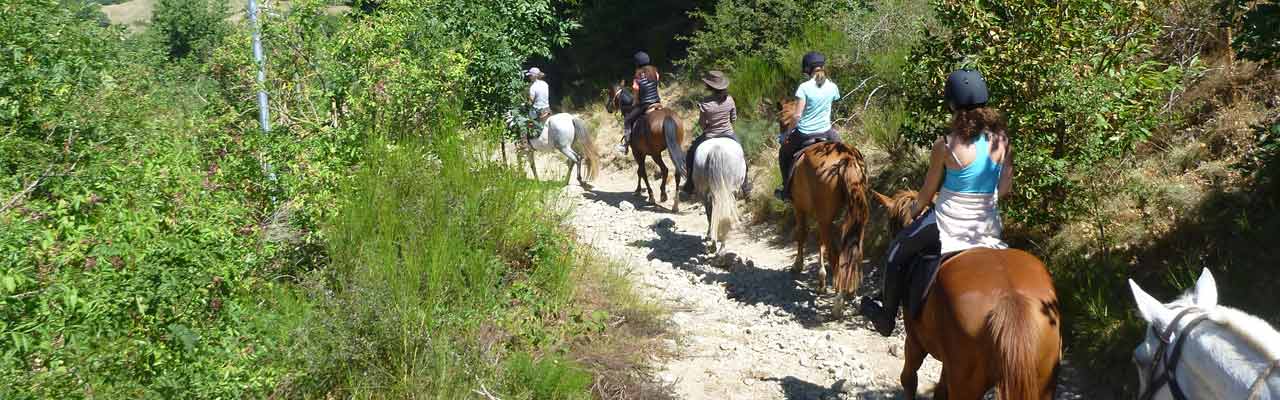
xmin=1248 ymin=358 xmax=1280 ymax=400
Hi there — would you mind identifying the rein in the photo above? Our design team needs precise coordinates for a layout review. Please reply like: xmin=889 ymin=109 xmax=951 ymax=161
xmin=1140 ymin=307 xmax=1280 ymax=400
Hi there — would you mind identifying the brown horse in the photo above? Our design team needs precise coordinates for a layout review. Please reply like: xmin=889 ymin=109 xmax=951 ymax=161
xmin=873 ymin=190 xmax=1061 ymax=400
xmin=777 ymin=99 xmax=870 ymax=318
xmin=605 ymin=82 xmax=686 ymax=211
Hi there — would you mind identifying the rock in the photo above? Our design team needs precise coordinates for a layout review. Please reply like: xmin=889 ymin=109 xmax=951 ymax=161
xmin=720 ymin=343 xmax=736 ymax=351
xmin=618 ymin=201 xmax=635 ymax=212
xmin=888 ymin=343 xmax=902 ymax=357
xmin=832 ymin=378 xmax=854 ymax=394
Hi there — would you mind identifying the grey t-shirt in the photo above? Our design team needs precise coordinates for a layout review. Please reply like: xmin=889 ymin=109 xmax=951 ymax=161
xmin=698 ymin=95 xmax=737 ymax=136
xmin=529 ymin=80 xmax=550 ymax=110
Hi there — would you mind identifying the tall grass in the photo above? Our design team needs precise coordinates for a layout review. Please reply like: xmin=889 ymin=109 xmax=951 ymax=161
xmin=286 ymin=121 xmax=596 ymax=398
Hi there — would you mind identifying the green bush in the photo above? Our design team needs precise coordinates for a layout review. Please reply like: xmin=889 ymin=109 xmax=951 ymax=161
xmin=680 ymin=0 xmax=854 ymax=71
xmin=151 ymin=0 xmax=230 ymax=60
xmin=902 ymin=0 xmax=1188 ymax=228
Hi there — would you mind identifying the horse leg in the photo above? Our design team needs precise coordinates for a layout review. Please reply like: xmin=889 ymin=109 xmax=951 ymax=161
xmin=942 ymin=367 xmax=986 ymax=400
xmin=900 ymin=331 xmax=927 ymax=400
xmin=559 ymin=147 xmax=579 ymax=186
xmin=633 ymin=151 xmax=647 ymax=196
xmin=823 ymin=220 xmax=846 ymax=316
xmin=653 ymin=154 xmax=670 ymax=205
xmin=791 ymin=211 xmax=808 ymax=274
xmin=637 ymin=155 xmax=657 ymax=205
xmin=527 ymin=150 xmax=540 ymax=181
xmin=816 ymin=219 xmax=834 ymax=300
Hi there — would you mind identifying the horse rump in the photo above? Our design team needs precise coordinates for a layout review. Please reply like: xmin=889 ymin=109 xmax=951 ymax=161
xmin=985 ymin=293 xmax=1055 ymax=400
xmin=571 ymin=116 xmax=600 ymax=181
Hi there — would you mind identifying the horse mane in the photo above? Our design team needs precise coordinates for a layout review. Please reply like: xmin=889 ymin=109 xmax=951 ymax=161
xmin=1172 ymin=294 xmax=1280 ymax=364
xmin=878 ymin=190 xmax=922 ymax=236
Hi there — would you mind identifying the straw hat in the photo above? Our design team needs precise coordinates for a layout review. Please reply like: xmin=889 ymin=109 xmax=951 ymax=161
xmin=701 ymin=70 xmax=730 ymax=90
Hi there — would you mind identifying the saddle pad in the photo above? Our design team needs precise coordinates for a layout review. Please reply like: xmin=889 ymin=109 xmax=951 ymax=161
xmin=785 ymin=136 xmax=831 ymax=185
xmin=905 ymin=252 xmax=950 ymax=320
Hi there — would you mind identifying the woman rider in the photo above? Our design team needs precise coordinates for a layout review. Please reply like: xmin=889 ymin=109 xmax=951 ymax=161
xmin=859 ymin=69 xmax=1014 ymax=337
xmin=681 ymin=70 xmax=745 ymax=195
xmin=775 ymin=51 xmax=841 ymax=201
xmin=617 ymin=51 xmax=662 ymax=154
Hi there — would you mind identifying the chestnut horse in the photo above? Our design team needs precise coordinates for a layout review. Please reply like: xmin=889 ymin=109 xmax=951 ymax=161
xmin=605 ymin=82 xmax=686 ymax=211
xmin=873 ymin=190 xmax=1061 ymax=399
xmin=777 ymin=99 xmax=870 ymax=318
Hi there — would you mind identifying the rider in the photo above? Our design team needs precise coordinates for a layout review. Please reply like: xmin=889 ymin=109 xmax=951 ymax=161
xmin=681 ymin=70 xmax=747 ymax=195
xmin=859 ymin=69 xmax=1014 ymax=337
xmin=775 ymin=51 xmax=841 ymax=201
xmin=527 ymin=67 xmax=551 ymax=135
xmin=617 ymin=51 xmax=662 ymax=154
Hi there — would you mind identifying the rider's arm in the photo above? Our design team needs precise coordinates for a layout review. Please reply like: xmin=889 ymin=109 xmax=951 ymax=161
xmin=912 ymin=137 xmax=948 ymax=217
xmin=997 ymin=133 xmax=1014 ymax=200
xmin=793 ymin=97 xmax=806 ymax=121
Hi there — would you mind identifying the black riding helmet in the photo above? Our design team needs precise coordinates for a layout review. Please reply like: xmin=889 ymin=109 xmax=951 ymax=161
xmin=944 ymin=69 xmax=989 ymax=109
xmin=801 ymin=51 xmax=826 ymax=74
xmin=634 ymin=51 xmax=651 ymax=67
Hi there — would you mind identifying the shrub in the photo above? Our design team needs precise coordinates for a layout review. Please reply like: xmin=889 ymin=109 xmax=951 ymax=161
xmin=902 ymin=0 xmax=1188 ymax=228
xmin=151 ymin=0 xmax=230 ymax=60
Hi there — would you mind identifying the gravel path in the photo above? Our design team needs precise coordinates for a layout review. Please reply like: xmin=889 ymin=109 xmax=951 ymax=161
xmin=516 ymin=113 xmax=1086 ymax=400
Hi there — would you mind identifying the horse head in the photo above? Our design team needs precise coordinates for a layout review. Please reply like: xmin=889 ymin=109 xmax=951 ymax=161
xmin=873 ymin=190 xmax=922 ymax=238
xmin=604 ymin=80 xmax=629 ymax=114
xmin=776 ymin=97 xmax=800 ymax=134
xmin=1129 ymin=268 xmax=1224 ymax=400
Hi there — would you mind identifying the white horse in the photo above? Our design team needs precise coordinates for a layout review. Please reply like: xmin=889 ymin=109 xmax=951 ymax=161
xmin=1129 ymin=268 xmax=1280 ymax=400
xmin=690 ymin=137 xmax=746 ymax=255
xmin=507 ymin=112 xmax=600 ymax=187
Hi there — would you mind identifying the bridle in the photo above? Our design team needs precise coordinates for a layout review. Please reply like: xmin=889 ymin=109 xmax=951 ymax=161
xmin=1139 ymin=306 xmax=1279 ymax=400
xmin=607 ymin=87 xmax=625 ymax=113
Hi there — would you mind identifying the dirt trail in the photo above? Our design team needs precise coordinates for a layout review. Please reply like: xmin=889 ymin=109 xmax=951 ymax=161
xmin=516 ymin=108 xmax=1084 ymax=399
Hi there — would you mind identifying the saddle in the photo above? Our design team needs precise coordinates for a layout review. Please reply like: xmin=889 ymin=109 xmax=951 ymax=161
xmin=904 ymin=251 xmax=959 ymax=320
xmin=783 ymin=134 xmax=834 ymax=186
xmin=627 ymin=103 xmax=664 ymax=136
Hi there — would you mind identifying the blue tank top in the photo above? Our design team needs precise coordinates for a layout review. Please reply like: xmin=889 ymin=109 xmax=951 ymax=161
xmin=942 ymin=133 xmax=1001 ymax=194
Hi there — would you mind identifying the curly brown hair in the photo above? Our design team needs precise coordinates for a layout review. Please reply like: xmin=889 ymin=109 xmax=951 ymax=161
xmin=950 ymin=106 xmax=1007 ymax=140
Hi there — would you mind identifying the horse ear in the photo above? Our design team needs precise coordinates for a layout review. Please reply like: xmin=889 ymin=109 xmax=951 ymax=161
xmin=1193 ymin=268 xmax=1218 ymax=309
xmin=872 ymin=191 xmax=894 ymax=209
xmin=1130 ymin=279 xmax=1173 ymax=327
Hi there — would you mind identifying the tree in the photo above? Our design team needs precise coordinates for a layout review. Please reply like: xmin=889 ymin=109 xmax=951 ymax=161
xmin=151 ymin=0 xmax=229 ymax=60
xmin=902 ymin=0 xmax=1185 ymax=227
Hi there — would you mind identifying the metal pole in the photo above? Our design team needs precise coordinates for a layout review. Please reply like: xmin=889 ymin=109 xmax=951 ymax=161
xmin=248 ymin=0 xmax=279 ymax=204
xmin=248 ymin=0 xmax=270 ymax=132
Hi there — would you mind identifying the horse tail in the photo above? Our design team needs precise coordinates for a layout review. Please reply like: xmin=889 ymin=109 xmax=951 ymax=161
xmin=704 ymin=141 xmax=745 ymax=243
xmin=837 ymin=151 xmax=869 ymax=292
xmin=662 ymin=115 xmax=686 ymax=179
xmin=572 ymin=117 xmax=600 ymax=181
xmin=987 ymin=293 xmax=1041 ymax=400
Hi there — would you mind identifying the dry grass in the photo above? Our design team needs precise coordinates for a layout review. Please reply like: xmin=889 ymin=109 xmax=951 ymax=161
xmin=102 ymin=0 xmax=155 ymax=32
xmin=566 ymin=247 xmax=676 ymax=400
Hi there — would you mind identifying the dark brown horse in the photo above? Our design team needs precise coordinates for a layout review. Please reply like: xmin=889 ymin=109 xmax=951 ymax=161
xmin=873 ymin=190 xmax=1061 ymax=399
xmin=605 ymin=82 xmax=686 ymax=211
xmin=777 ymin=99 xmax=870 ymax=318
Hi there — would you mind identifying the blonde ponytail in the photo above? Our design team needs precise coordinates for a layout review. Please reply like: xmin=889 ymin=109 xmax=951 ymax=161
xmin=813 ymin=67 xmax=827 ymax=88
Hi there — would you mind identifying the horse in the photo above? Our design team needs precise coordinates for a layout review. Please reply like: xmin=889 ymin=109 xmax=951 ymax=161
xmin=505 ymin=111 xmax=600 ymax=188
xmin=873 ymin=190 xmax=1061 ymax=400
xmin=690 ymin=136 xmax=746 ymax=255
xmin=604 ymin=82 xmax=686 ymax=212
xmin=1129 ymin=268 xmax=1280 ymax=400
xmin=776 ymin=98 xmax=870 ymax=318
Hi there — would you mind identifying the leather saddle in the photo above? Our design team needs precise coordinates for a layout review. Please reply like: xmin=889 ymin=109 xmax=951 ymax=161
xmin=784 ymin=134 xmax=834 ymax=186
